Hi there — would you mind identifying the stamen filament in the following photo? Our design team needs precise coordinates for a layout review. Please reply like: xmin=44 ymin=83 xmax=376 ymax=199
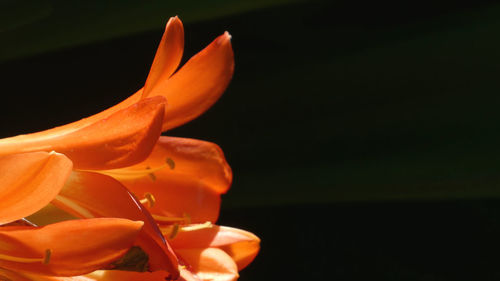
xmin=160 ymin=221 xmax=213 ymax=239
xmin=54 ymin=195 xmax=94 ymax=219
xmin=180 ymin=221 xmax=213 ymax=231
xmin=0 ymin=249 xmax=51 ymax=264
xmin=94 ymin=157 xmax=175 ymax=181
xmin=152 ymin=212 xmax=191 ymax=224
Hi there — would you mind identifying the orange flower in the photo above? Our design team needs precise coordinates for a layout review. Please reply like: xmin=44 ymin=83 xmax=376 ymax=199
xmin=0 ymin=16 xmax=259 ymax=281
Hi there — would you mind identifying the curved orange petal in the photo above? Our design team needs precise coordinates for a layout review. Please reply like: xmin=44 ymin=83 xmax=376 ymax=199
xmin=144 ymin=32 xmax=234 ymax=131
xmin=130 ymin=173 xmax=220 ymax=224
xmin=169 ymin=225 xmax=260 ymax=270
xmin=52 ymin=171 xmax=179 ymax=278
xmin=179 ymin=267 xmax=203 ymax=281
xmin=143 ymin=16 xmax=184 ymax=96
xmin=0 ymin=96 xmax=166 ymax=170
xmin=86 ymin=270 xmax=175 ymax=281
xmin=15 ymin=270 xmax=178 ymax=281
xmin=0 ymin=151 xmax=72 ymax=225
xmin=0 ymin=268 xmax=33 ymax=281
xmin=106 ymin=136 xmax=232 ymax=193
xmin=101 ymin=136 xmax=231 ymax=223
xmin=1 ymin=269 xmax=95 ymax=281
xmin=116 ymin=173 xmax=221 ymax=224
xmin=0 ymin=218 xmax=143 ymax=276
xmin=176 ymin=248 xmax=238 ymax=281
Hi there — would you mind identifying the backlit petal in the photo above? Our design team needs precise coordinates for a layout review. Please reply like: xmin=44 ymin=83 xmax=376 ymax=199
xmin=86 ymin=270 xmax=174 ymax=281
xmin=0 ymin=96 xmax=166 ymax=170
xmin=0 ymin=151 xmax=72 ymax=225
xmin=170 ymin=225 xmax=260 ymax=270
xmin=143 ymin=16 xmax=184 ymax=96
xmin=176 ymin=248 xmax=238 ymax=281
xmin=101 ymin=136 xmax=231 ymax=223
xmin=0 ymin=218 xmax=143 ymax=276
xmin=52 ymin=171 xmax=179 ymax=277
xmin=114 ymin=172 xmax=221 ymax=224
xmin=179 ymin=267 xmax=203 ymax=281
xmin=144 ymin=32 xmax=234 ymax=130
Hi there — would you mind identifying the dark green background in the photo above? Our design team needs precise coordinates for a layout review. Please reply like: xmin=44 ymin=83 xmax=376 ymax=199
xmin=2 ymin=0 xmax=500 ymax=279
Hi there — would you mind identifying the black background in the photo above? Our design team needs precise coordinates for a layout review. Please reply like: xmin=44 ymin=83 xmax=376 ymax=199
xmin=2 ymin=0 xmax=500 ymax=280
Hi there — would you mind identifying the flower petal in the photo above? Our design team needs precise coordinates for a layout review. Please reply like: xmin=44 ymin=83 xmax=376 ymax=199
xmin=169 ymin=225 xmax=260 ymax=270
xmin=0 ymin=268 xmax=32 ymax=281
xmin=176 ymin=248 xmax=238 ymax=281
xmin=143 ymin=16 xmax=184 ymax=96
xmin=0 ymin=96 xmax=166 ymax=170
xmin=0 ymin=151 xmax=72 ymax=225
xmin=143 ymin=32 xmax=234 ymax=130
xmin=130 ymin=174 xmax=222 ymax=223
xmin=112 ymin=172 xmax=221 ymax=224
xmin=86 ymin=270 xmax=175 ymax=281
xmin=101 ymin=136 xmax=231 ymax=223
xmin=0 ymin=218 xmax=143 ymax=276
xmin=179 ymin=267 xmax=203 ymax=281
xmin=1 ymin=269 xmax=95 ymax=281
xmin=52 ymin=171 xmax=179 ymax=277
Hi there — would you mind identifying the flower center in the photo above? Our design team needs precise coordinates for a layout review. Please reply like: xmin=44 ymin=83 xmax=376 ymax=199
xmin=0 ymin=249 xmax=51 ymax=264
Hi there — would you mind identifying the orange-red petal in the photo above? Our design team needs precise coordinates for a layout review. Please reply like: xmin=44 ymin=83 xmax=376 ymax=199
xmin=102 ymin=136 xmax=232 ymax=223
xmin=0 ymin=218 xmax=143 ymax=276
xmin=53 ymin=171 xmax=179 ymax=277
xmin=0 ymin=96 xmax=166 ymax=170
xmin=87 ymin=270 xmax=175 ymax=281
xmin=0 ymin=151 xmax=72 ymax=225
xmin=143 ymin=16 xmax=184 ymax=96
xmin=125 ymin=174 xmax=222 ymax=223
xmin=169 ymin=225 xmax=260 ymax=270
xmin=143 ymin=32 xmax=234 ymax=131
xmin=176 ymin=248 xmax=238 ymax=281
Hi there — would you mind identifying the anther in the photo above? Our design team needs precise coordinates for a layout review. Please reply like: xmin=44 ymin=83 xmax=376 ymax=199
xmin=139 ymin=192 xmax=156 ymax=208
xmin=166 ymin=158 xmax=175 ymax=170
xmin=43 ymin=249 xmax=52 ymax=264
xmin=169 ymin=224 xmax=180 ymax=239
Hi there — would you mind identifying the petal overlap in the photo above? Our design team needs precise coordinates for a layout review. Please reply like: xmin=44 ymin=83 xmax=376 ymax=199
xmin=0 ymin=151 xmax=72 ymax=225
xmin=99 ymin=136 xmax=232 ymax=223
xmin=53 ymin=171 xmax=178 ymax=278
xmin=0 ymin=218 xmax=143 ymax=276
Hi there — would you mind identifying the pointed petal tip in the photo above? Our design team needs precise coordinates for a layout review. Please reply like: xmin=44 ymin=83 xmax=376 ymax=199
xmin=218 ymin=32 xmax=232 ymax=45
xmin=165 ymin=16 xmax=183 ymax=32
xmin=167 ymin=15 xmax=182 ymax=26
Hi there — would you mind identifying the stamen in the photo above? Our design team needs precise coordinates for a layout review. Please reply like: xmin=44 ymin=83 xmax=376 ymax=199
xmin=169 ymin=224 xmax=180 ymax=239
xmin=54 ymin=195 xmax=94 ymax=219
xmin=180 ymin=221 xmax=213 ymax=232
xmin=152 ymin=213 xmax=191 ymax=224
xmin=160 ymin=221 xmax=213 ymax=239
xmin=43 ymin=249 xmax=52 ymax=264
xmin=95 ymin=157 xmax=175 ymax=181
xmin=0 ymin=249 xmax=51 ymax=264
xmin=166 ymin=158 xmax=175 ymax=170
xmin=139 ymin=192 xmax=156 ymax=208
